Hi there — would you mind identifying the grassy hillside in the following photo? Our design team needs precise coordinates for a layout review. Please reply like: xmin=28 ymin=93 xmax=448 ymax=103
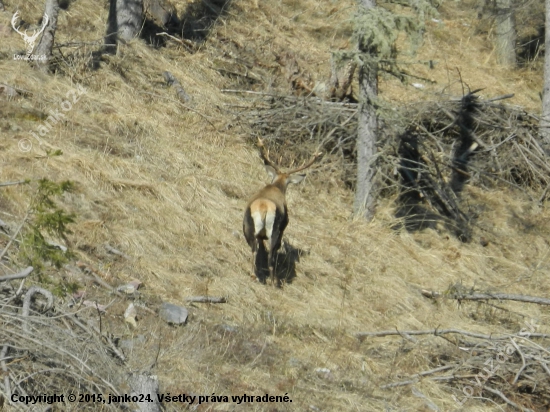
xmin=1 ymin=0 xmax=549 ymax=411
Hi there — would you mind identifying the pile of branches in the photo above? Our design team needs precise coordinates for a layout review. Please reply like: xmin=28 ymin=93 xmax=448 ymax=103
xmin=227 ymin=89 xmax=550 ymax=239
xmin=392 ymin=91 xmax=550 ymax=238
xmin=0 ymin=267 xmax=126 ymax=411
xmin=358 ymin=328 xmax=550 ymax=411
xmin=403 ymin=92 xmax=550 ymax=196
xmin=224 ymin=90 xmax=359 ymax=185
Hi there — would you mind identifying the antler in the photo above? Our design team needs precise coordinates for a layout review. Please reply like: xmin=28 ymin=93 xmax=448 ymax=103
xmin=11 ymin=11 xmax=25 ymax=36
xmin=286 ymin=151 xmax=323 ymax=175
xmin=257 ymin=137 xmax=280 ymax=173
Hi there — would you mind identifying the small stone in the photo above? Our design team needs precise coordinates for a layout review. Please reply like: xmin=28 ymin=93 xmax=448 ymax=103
xmin=159 ymin=302 xmax=188 ymax=325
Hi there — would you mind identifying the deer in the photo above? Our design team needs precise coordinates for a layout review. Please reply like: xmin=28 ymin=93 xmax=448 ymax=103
xmin=243 ymin=138 xmax=321 ymax=286
xmin=11 ymin=11 xmax=49 ymax=57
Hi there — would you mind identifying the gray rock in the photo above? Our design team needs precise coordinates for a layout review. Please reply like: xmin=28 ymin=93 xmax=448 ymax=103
xmin=159 ymin=302 xmax=188 ymax=325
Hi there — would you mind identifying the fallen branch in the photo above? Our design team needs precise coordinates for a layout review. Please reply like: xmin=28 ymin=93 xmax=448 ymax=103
xmin=486 ymin=93 xmax=515 ymax=102
xmin=104 ymin=244 xmax=132 ymax=260
xmin=380 ymin=373 xmax=477 ymax=389
xmin=54 ymin=40 xmax=104 ymax=48
xmin=76 ymin=261 xmax=121 ymax=295
xmin=356 ymin=328 xmax=550 ymax=341
xmin=365 ymin=326 xmax=550 ymax=410
xmin=380 ymin=365 xmax=455 ymax=388
xmin=483 ymin=386 xmax=532 ymax=412
xmin=220 ymin=89 xmax=359 ymax=108
xmin=510 ymin=338 xmax=526 ymax=385
xmin=0 ymin=267 xmax=34 ymax=283
xmin=0 ymin=180 xmax=29 ymax=187
xmin=421 ymin=289 xmax=550 ymax=306
xmin=163 ymin=71 xmax=191 ymax=103
xmin=21 ymin=286 xmax=54 ymax=332
xmin=185 ymin=296 xmax=227 ymax=304
xmin=5 ymin=327 xmax=121 ymax=396
xmin=0 ymin=212 xmax=29 ymax=261
xmin=66 ymin=311 xmax=126 ymax=363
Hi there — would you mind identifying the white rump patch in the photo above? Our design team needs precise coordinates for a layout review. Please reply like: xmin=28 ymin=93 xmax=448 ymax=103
xmin=252 ymin=210 xmax=265 ymax=237
xmin=265 ymin=210 xmax=275 ymax=240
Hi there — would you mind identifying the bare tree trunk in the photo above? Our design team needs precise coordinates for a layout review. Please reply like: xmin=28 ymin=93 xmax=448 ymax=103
xmin=105 ymin=0 xmax=118 ymax=50
xmin=353 ymin=0 xmax=378 ymax=220
xmin=494 ymin=0 xmax=516 ymax=67
xmin=33 ymin=0 xmax=59 ymax=73
xmin=105 ymin=0 xmax=143 ymax=52
xmin=541 ymin=0 xmax=550 ymax=149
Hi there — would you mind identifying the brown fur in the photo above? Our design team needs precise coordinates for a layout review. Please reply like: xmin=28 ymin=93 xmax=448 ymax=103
xmin=243 ymin=172 xmax=302 ymax=285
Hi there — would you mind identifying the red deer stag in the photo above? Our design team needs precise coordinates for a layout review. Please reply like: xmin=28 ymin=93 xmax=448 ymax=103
xmin=243 ymin=139 xmax=321 ymax=286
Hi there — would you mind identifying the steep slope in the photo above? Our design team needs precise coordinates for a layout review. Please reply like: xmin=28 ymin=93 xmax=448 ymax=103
xmin=1 ymin=0 xmax=549 ymax=410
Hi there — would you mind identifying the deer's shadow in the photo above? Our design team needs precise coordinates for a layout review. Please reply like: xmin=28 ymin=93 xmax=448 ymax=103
xmin=254 ymin=241 xmax=307 ymax=287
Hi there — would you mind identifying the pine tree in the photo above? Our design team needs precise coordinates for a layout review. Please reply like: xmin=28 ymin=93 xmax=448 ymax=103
xmin=352 ymin=0 xmax=440 ymax=220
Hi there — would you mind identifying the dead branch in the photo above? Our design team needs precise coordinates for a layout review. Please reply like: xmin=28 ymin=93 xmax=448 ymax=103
xmin=357 ymin=328 xmax=490 ymax=341
xmin=21 ymin=286 xmax=53 ymax=332
xmin=380 ymin=373 xmax=477 ymax=388
xmin=421 ymin=288 xmax=550 ymax=306
xmin=0 ymin=212 xmax=29 ymax=262
xmin=540 ymin=360 xmax=550 ymax=377
xmin=163 ymin=71 xmax=191 ymax=103
xmin=1 ymin=274 xmax=126 ymax=410
xmin=486 ymin=93 xmax=515 ymax=102
xmin=0 ymin=267 xmax=34 ymax=283
xmin=510 ymin=338 xmax=526 ymax=385
xmin=483 ymin=386 xmax=532 ymax=412
xmin=65 ymin=311 xmax=126 ymax=363
xmin=76 ymin=261 xmax=120 ymax=294
xmin=185 ymin=296 xmax=227 ymax=303
xmin=365 ymin=326 xmax=550 ymax=409
xmin=104 ymin=244 xmax=132 ymax=260
xmin=380 ymin=365 xmax=455 ymax=388
xmin=0 ymin=180 xmax=28 ymax=187
xmin=5 ymin=327 xmax=121 ymax=396
xmin=356 ymin=328 xmax=550 ymax=341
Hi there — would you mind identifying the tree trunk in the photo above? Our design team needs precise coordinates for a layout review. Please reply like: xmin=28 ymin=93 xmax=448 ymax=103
xmin=105 ymin=0 xmax=118 ymax=50
xmin=105 ymin=0 xmax=143 ymax=51
xmin=33 ymin=0 xmax=59 ymax=73
xmin=541 ymin=0 xmax=550 ymax=149
xmin=353 ymin=0 xmax=378 ymax=220
xmin=494 ymin=0 xmax=516 ymax=67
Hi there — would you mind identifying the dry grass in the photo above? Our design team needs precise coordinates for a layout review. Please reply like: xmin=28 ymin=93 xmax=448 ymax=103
xmin=381 ymin=0 xmax=543 ymax=111
xmin=1 ymin=0 xmax=549 ymax=411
